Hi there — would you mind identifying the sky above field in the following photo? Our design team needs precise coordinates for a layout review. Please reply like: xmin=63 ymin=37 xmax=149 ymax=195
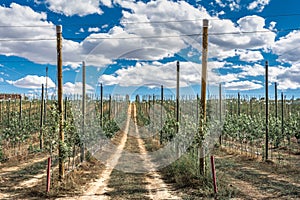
xmin=0 ymin=0 xmax=300 ymax=99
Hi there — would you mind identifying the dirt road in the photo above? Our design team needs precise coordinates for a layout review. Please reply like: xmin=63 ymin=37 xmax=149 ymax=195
xmin=59 ymin=103 xmax=179 ymax=200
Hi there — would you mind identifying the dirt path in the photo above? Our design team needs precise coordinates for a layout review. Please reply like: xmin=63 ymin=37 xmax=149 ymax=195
xmin=0 ymin=152 xmax=50 ymax=199
xmin=59 ymin=103 xmax=180 ymax=200
xmin=215 ymin=148 xmax=300 ymax=199
xmin=60 ymin=104 xmax=132 ymax=200
xmin=133 ymin=104 xmax=180 ymax=200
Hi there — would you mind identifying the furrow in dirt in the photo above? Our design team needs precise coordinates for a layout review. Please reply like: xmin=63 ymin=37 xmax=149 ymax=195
xmin=63 ymin=104 xmax=132 ymax=200
xmin=215 ymin=149 xmax=300 ymax=199
xmin=133 ymin=104 xmax=180 ymax=200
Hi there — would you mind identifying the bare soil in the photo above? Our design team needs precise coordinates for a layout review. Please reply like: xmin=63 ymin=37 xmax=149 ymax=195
xmin=0 ymin=104 xmax=299 ymax=200
xmin=214 ymin=148 xmax=300 ymax=200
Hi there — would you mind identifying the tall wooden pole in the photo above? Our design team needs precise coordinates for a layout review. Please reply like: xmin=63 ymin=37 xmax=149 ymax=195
xmin=281 ymin=92 xmax=284 ymax=142
xmin=0 ymin=101 xmax=2 ymax=124
xmin=100 ymin=83 xmax=103 ymax=127
xmin=176 ymin=61 xmax=180 ymax=133
xmin=219 ymin=83 xmax=222 ymax=145
xmin=265 ymin=61 xmax=269 ymax=161
xmin=81 ymin=61 xmax=86 ymax=162
xmin=40 ymin=84 xmax=44 ymax=150
xmin=44 ymin=66 xmax=48 ymax=124
xmin=238 ymin=92 xmax=241 ymax=116
xmin=19 ymin=95 xmax=22 ymax=124
xmin=109 ymin=94 xmax=112 ymax=120
xmin=160 ymin=85 xmax=164 ymax=145
xmin=200 ymin=19 xmax=209 ymax=175
xmin=275 ymin=82 xmax=278 ymax=119
xmin=56 ymin=25 xmax=64 ymax=180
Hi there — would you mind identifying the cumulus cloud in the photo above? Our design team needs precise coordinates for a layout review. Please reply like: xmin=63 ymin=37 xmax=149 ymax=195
xmin=0 ymin=3 xmax=82 ymax=68
xmin=248 ymin=0 xmax=270 ymax=12
xmin=276 ymin=64 xmax=300 ymax=90
xmin=63 ymin=82 xmax=94 ymax=94
xmin=0 ymin=2 xmax=277 ymax=70
xmin=272 ymin=30 xmax=300 ymax=64
xmin=209 ymin=15 xmax=275 ymax=59
xmin=99 ymin=61 xmax=200 ymax=88
xmin=6 ymin=75 xmax=55 ymax=89
xmin=88 ymin=27 xmax=100 ymax=32
xmin=215 ymin=0 xmax=226 ymax=7
xmin=233 ymin=63 xmax=287 ymax=83
xmin=237 ymin=50 xmax=264 ymax=62
xmin=98 ymin=60 xmax=237 ymax=88
xmin=224 ymin=80 xmax=263 ymax=91
xmin=45 ymin=0 xmax=103 ymax=16
xmin=1 ymin=1 xmax=297 ymax=92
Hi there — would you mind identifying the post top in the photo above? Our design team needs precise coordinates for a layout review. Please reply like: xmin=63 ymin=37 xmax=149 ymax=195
xmin=203 ymin=19 xmax=209 ymax=27
xmin=56 ymin=25 xmax=62 ymax=33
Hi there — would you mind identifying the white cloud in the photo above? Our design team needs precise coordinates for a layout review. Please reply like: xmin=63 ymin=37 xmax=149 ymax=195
xmin=272 ymin=30 xmax=300 ymax=64
xmin=100 ymin=0 xmax=113 ymax=7
xmin=276 ymin=64 xmax=300 ymax=90
xmin=248 ymin=0 xmax=270 ymax=12
xmin=215 ymin=0 xmax=226 ymax=7
xmin=0 ymin=3 xmax=82 ymax=68
xmin=88 ymin=27 xmax=100 ymax=32
xmin=99 ymin=61 xmax=200 ymax=88
xmin=224 ymin=80 xmax=263 ymax=91
xmin=0 ymin=77 xmax=4 ymax=82
xmin=209 ymin=15 xmax=275 ymax=59
xmin=6 ymin=75 xmax=55 ymax=89
xmin=63 ymin=82 xmax=94 ymax=94
xmin=229 ymin=1 xmax=240 ymax=11
xmin=0 ymin=2 xmax=278 ymax=71
xmin=45 ymin=0 xmax=103 ymax=16
xmin=237 ymin=50 xmax=264 ymax=62
xmin=237 ymin=64 xmax=265 ymax=77
xmin=233 ymin=63 xmax=287 ymax=83
xmin=98 ymin=60 xmax=235 ymax=88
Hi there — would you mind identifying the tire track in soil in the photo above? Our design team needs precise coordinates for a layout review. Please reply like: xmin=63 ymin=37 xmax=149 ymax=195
xmin=0 ymin=153 xmax=49 ymax=199
xmin=59 ymin=104 xmax=132 ymax=200
xmin=62 ymin=103 xmax=180 ymax=200
xmin=215 ymin=149 xmax=300 ymax=199
xmin=133 ymin=103 xmax=180 ymax=200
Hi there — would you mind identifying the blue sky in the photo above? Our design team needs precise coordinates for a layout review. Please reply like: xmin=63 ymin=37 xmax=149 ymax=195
xmin=0 ymin=0 xmax=300 ymax=99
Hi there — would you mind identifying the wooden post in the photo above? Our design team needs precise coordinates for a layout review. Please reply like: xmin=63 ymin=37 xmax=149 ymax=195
xmin=0 ymin=101 xmax=2 ymax=124
xmin=265 ymin=61 xmax=269 ymax=161
xmin=46 ymin=157 xmax=52 ymax=193
xmin=19 ymin=95 xmax=22 ymax=124
xmin=250 ymin=98 xmax=253 ymax=117
xmin=44 ymin=66 xmax=48 ymax=124
xmin=176 ymin=61 xmax=180 ymax=133
xmin=109 ymin=94 xmax=112 ymax=120
xmin=281 ymin=92 xmax=284 ymax=144
xmin=81 ymin=61 xmax=86 ymax=162
xmin=196 ymin=94 xmax=199 ymax=123
xmin=29 ymin=101 xmax=32 ymax=123
xmin=219 ymin=84 xmax=222 ymax=146
xmin=56 ymin=25 xmax=64 ymax=180
xmin=100 ymin=83 xmax=103 ymax=127
xmin=199 ymin=19 xmax=209 ymax=176
xmin=210 ymin=155 xmax=218 ymax=193
xmin=64 ymin=97 xmax=67 ymax=120
xmin=237 ymin=92 xmax=241 ymax=116
xmin=275 ymin=82 xmax=278 ymax=119
xmin=7 ymin=99 xmax=10 ymax=126
xmin=160 ymin=85 xmax=163 ymax=145
xmin=40 ymin=84 xmax=44 ymax=150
